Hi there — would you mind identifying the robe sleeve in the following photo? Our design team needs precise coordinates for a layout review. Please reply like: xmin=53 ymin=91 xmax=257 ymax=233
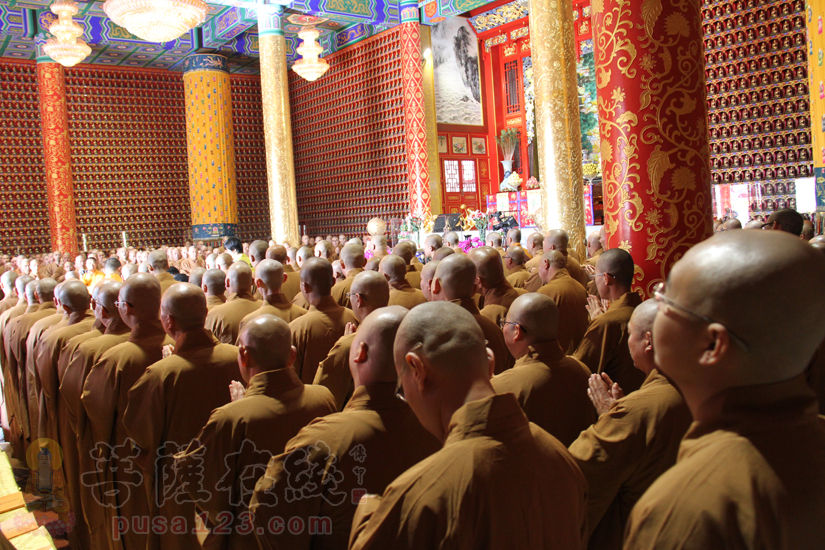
xmin=81 ymin=352 xmax=122 ymax=455
xmin=60 ymin=345 xmax=90 ymax=436
xmin=35 ymin=338 xmax=61 ymax=441
xmin=122 ymin=366 xmax=167 ymax=470
xmin=312 ymin=336 xmax=351 ymax=411
xmin=573 ymin=317 xmax=618 ymax=374
xmin=289 ymin=319 xmax=308 ymax=382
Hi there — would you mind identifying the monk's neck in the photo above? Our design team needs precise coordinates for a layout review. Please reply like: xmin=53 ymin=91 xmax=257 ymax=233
xmin=66 ymin=310 xmax=87 ymax=325
xmin=105 ymin=317 xmax=129 ymax=333
xmin=439 ymin=379 xmax=496 ymax=441
xmin=232 ymin=290 xmax=254 ymax=300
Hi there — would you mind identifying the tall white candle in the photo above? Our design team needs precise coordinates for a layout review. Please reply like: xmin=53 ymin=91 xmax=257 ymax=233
xmin=122 ymin=231 xmax=127 ymax=249
xmin=82 ymin=234 xmax=87 ymax=252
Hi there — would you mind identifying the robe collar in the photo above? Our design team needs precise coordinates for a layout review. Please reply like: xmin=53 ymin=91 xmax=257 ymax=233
xmin=344 ymin=382 xmax=403 ymax=412
xmin=309 ymin=295 xmax=341 ymax=313
xmin=450 ymin=297 xmax=480 ymax=316
xmin=129 ymin=319 xmax=167 ymax=343
xmin=389 ymin=280 xmax=414 ymax=292
xmin=264 ymin=293 xmax=292 ymax=309
xmin=174 ymin=328 xmax=220 ymax=354
xmin=515 ymin=340 xmax=565 ymax=368
xmin=482 ymin=280 xmax=518 ymax=307
xmin=607 ymin=291 xmax=642 ymax=312
xmin=346 ymin=268 xmax=364 ymax=280
xmin=445 ymin=393 xmax=529 ymax=445
xmin=245 ymin=367 xmax=303 ymax=399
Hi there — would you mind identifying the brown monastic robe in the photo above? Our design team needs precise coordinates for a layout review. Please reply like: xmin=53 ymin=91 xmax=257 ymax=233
xmin=250 ymin=382 xmax=441 ymax=550
xmin=573 ymin=292 xmax=647 ymax=394
xmin=478 ymin=280 xmax=524 ymax=327
xmin=388 ymin=281 xmax=427 ymax=309
xmin=205 ymin=294 xmax=261 ymax=345
xmin=566 ymin=256 xmax=590 ymax=288
xmin=312 ymin=332 xmax=356 ymax=411
xmin=331 ymin=267 xmax=364 ymax=309
xmin=404 ymin=265 xmax=421 ymax=290
xmin=585 ymin=248 xmax=603 ymax=267
xmin=81 ymin=320 xmax=171 ymax=550
xmin=624 ymin=376 xmax=825 ymax=550
xmin=491 ymin=341 xmax=595 ymax=446
xmin=282 ymin=271 xmax=301 ymax=302
xmin=25 ymin=311 xmax=66 ymax=442
xmin=506 ymin=265 xmax=530 ymax=289
xmin=0 ymin=294 xmax=18 ymax=316
xmin=289 ymin=295 xmax=358 ymax=384
xmin=451 ymin=298 xmax=514 ymax=375
xmin=155 ymin=271 xmax=177 ymax=295
xmin=206 ymin=294 xmax=227 ymax=311
xmin=175 ymin=367 xmax=336 ymax=550
xmin=122 ymin=329 xmax=240 ymax=550
xmin=237 ymin=295 xmax=307 ymax=335
xmin=0 ymin=299 xmax=31 ymax=450
xmin=569 ymin=369 xmax=691 ymax=550
xmin=537 ymin=268 xmax=591 ymax=354
xmin=60 ymin=322 xmax=129 ymax=550
xmin=349 ymin=393 xmax=587 ymax=550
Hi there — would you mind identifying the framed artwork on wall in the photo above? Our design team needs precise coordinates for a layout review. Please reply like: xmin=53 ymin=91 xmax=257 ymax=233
xmin=432 ymin=17 xmax=484 ymax=126
xmin=471 ymin=136 xmax=486 ymax=155
xmin=452 ymin=136 xmax=468 ymax=154
xmin=438 ymin=135 xmax=448 ymax=153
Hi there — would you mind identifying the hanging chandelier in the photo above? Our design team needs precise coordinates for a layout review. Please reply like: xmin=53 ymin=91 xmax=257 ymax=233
xmin=103 ymin=0 xmax=208 ymax=44
xmin=292 ymin=26 xmax=329 ymax=82
xmin=43 ymin=0 xmax=91 ymax=67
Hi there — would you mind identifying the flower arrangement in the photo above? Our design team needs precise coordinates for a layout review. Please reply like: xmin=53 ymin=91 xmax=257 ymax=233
xmin=524 ymin=176 xmax=540 ymax=190
xmin=458 ymin=236 xmax=484 ymax=253
xmin=459 ymin=205 xmax=491 ymax=243
xmin=495 ymin=128 xmax=519 ymax=161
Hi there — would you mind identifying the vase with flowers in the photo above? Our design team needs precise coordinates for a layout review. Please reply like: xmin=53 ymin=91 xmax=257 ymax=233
xmin=495 ymin=128 xmax=519 ymax=190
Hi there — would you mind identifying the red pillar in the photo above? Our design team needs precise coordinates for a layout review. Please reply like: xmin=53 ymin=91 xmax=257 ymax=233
xmin=37 ymin=61 xmax=78 ymax=256
xmin=400 ymin=1 xmax=431 ymax=218
xmin=592 ymin=0 xmax=712 ymax=295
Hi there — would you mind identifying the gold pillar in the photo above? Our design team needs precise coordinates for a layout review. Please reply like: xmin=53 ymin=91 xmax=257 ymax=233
xmin=528 ymin=0 xmax=586 ymax=257
xmin=258 ymin=8 xmax=300 ymax=247
xmin=420 ymin=26 xmax=442 ymax=215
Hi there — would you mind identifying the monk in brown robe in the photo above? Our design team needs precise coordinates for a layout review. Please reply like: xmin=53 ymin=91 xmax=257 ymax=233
xmin=537 ymin=250 xmax=590 ymax=354
xmin=392 ymin=242 xmax=421 ymax=289
xmin=380 ymin=255 xmax=426 ymax=309
xmin=268 ymin=246 xmax=301 ymax=302
xmin=0 ymin=273 xmax=28 ymax=451
xmin=573 ymin=249 xmax=646 ymax=394
xmin=314 ymin=271 xmax=390 ymax=410
xmin=148 ymin=250 xmax=177 ymax=295
xmin=585 ymin=228 xmax=604 ymax=267
xmin=291 ymin=247 xmax=316 ymax=309
xmin=7 ymin=278 xmax=57 ymax=444
xmin=625 ymin=230 xmax=825 ymax=550
xmin=330 ymin=243 xmax=366 ymax=308
xmin=188 ymin=267 xmax=206 ymax=289
xmin=248 ymin=239 xmax=268 ymax=269
xmin=431 ymin=254 xmax=513 ymax=375
xmin=0 ymin=272 xmax=18 ymax=315
xmin=289 ymin=258 xmax=358 ymax=384
xmin=201 ymin=268 xmax=227 ymax=311
xmin=422 ymin=234 xmax=442 ymax=260
xmin=350 ymin=302 xmax=587 ymax=549
xmin=253 ymin=306 xmax=440 ymax=550
xmin=238 ymin=259 xmax=306 ymax=334
xmin=468 ymin=246 xmax=523 ymax=325
xmin=523 ymin=232 xmax=544 ymax=272
xmin=60 ymin=281 xmax=130 ymax=550
xmin=175 ymin=314 xmax=335 ymax=550
xmin=492 ymin=293 xmax=595 ymax=446
xmin=418 ymin=261 xmax=438 ymax=301
xmin=34 ymin=280 xmax=94 ymax=547
xmin=81 ymin=273 xmax=171 ymax=550
xmin=205 ymin=262 xmax=260 ymax=344
xmin=569 ymin=300 xmax=691 ymax=549
xmin=504 ymin=246 xmax=530 ymax=289
xmin=122 ymin=283 xmax=241 ymax=550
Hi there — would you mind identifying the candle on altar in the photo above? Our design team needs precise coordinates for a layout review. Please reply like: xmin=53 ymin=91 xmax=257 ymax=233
xmin=82 ymin=233 xmax=87 ymax=252
xmin=122 ymin=231 xmax=127 ymax=249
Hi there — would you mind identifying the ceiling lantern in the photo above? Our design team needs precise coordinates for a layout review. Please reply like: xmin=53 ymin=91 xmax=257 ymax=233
xmin=292 ymin=26 xmax=330 ymax=82
xmin=103 ymin=0 xmax=208 ymax=44
xmin=43 ymin=0 xmax=91 ymax=67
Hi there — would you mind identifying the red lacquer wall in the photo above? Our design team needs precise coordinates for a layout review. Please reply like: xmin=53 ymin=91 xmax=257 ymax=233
xmin=289 ymin=28 xmax=408 ymax=236
xmin=0 ymin=60 xmax=271 ymax=254
xmin=0 ymin=61 xmax=51 ymax=255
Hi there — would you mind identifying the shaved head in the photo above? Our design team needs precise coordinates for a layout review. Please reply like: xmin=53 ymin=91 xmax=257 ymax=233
xmin=508 ymin=293 xmax=559 ymax=342
xmin=393 ymin=242 xmax=414 ymax=264
xmin=744 ymin=219 xmax=765 ymax=230
xmin=351 ymin=306 xmax=408 ymax=384
xmin=300 ymin=257 xmax=334 ymax=295
xmin=506 ymin=246 xmax=525 ymax=266
xmin=721 ymin=218 xmax=742 ymax=231
xmin=162 ymin=283 xmax=208 ymax=332
xmin=189 ymin=267 xmax=206 ymax=288
xmin=767 ymin=208 xmax=805 ymax=236
xmin=202 ymin=269 xmax=226 ymax=295
xmin=544 ymin=229 xmax=570 ymax=253
xmin=486 ymin=232 xmax=502 ymax=247
xmin=205 ymin=253 xmax=218 ymax=269
xmin=340 ymin=244 xmax=366 ymax=271
xmin=596 ymin=248 xmax=635 ymax=287
xmin=351 ymin=271 xmax=391 ymax=317
xmin=15 ymin=275 xmax=33 ymax=296
xmin=629 ymin=298 xmax=658 ymax=336
xmin=433 ymin=247 xmax=455 ymax=260
xmin=801 ymin=220 xmax=815 ymax=241
xmin=394 ymin=301 xmax=488 ymax=376
xmin=507 ymin=228 xmax=521 ymax=246
xmin=36 ymin=278 xmax=58 ymax=302
xmin=255 ymin=260 xmax=285 ymax=292
xmin=216 ymin=253 xmax=233 ymax=271
xmin=121 ymin=273 xmax=162 ymax=322
xmin=296 ymin=246 xmax=314 ymax=267
xmin=379 ymin=254 xmax=407 ymax=283
xmin=148 ymin=250 xmax=169 ymax=271
xmin=657 ymin=231 xmax=825 ymax=386
xmin=248 ymin=240 xmax=268 ymax=265
xmin=365 ymin=257 xmax=381 ymax=272
xmin=266 ymin=245 xmax=288 ymax=263
xmin=1 ymin=271 xmax=18 ymax=292
xmin=468 ymin=247 xmax=505 ymax=286
xmin=59 ymin=279 xmax=90 ymax=312
xmin=227 ymin=262 xmax=253 ymax=294
xmin=443 ymin=231 xmax=459 ymax=246
xmin=433 ymin=254 xmax=477 ymax=300
xmin=122 ymin=263 xmax=138 ymax=280
xmin=238 ymin=314 xmax=293 ymax=371
xmin=420 ymin=260 xmax=439 ymax=301
xmin=424 ymin=234 xmax=443 ymax=251
xmin=542 ymin=250 xmax=567 ymax=270
xmin=811 ymin=241 xmax=825 ymax=255
xmin=97 ymin=280 xmax=122 ymax=314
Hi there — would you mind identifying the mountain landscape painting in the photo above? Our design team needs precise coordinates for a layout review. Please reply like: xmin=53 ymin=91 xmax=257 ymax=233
xmin=432 ymin=17 xmax=483 ymax=126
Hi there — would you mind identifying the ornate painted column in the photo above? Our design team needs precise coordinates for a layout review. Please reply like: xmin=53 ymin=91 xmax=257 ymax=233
xmin=592 ymin=0 xmax=712 ymax=296
xmin=36 ymin=60 xmax=78 ymax=256
xmin=420 ymin=25 xmax=442 ymax=215
xmin=528 ymin=0 xmax=586 ymax=257
xmin=183 ymin=54 xmax=239 ymax=241
xmin=258 ymin=7 xmax=300 ymax=247
xmin=400 ymin=0 xmax=432 ymax=218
